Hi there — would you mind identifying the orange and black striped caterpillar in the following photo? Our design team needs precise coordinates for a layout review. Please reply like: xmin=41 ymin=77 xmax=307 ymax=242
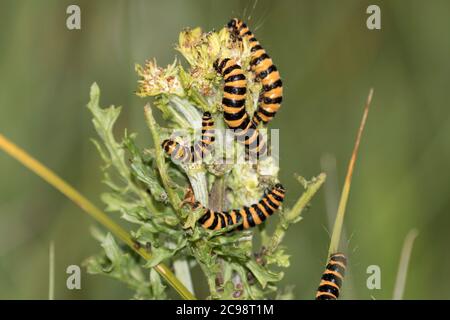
xmin=316 ymin=253 xmax=347 ymax=300
xmin=196 ymin=183 xmax=285 ymax=230
xmin=213 ymin=57 xmax=267 ymax=158
xmin=228 ymin=18 xmax=283 ymax=126
xmin=162 ymin=112 xmax=215 ymax=163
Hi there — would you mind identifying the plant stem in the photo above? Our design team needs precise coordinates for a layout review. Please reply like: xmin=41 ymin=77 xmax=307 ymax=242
xmin=393 ymin=229 xmax=419 ymax=300
xmin=143 ymin=104 xmax=181 ymax=209
xmin=188 ymin=170 xmax=208 ymax=206
xmin=49 ymin=241 xmax=55 ymax=300
xmin=328 ymin=89 xmax=373 ymax=257
xmin=163 ymin=102 xmax=192 ymax=130
xmin=207 ymin=176 xmax=227 ymax=293
xmin=170 ymin=96 xmax=202 ymax=129
xmin=0 ymin=133 xmax=196 ymax=300
xmin=209 ymin=176 xmax=225 ymax=211
xmin=268 ymin=173 xmax=326 ymax=254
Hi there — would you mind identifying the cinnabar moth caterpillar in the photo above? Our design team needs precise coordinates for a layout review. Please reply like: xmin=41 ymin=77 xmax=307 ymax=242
xmin=162 ymin=112 xmax=215 ymax=163
xmin=227 ymin=18 xmax=283 ymax=126
xmin=316 ymin=253 xmax=347 ymax=300
xmin=214 ymin=57 xmax=267 ymax=158
xmin=197 ymin=183 xmax=285 ymax=230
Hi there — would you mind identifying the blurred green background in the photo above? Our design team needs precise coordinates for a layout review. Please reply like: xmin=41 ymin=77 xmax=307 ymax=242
xmin=1 ymin=0 xmax=449 ymax=299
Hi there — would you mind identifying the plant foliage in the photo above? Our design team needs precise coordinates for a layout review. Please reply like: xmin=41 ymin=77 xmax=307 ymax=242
xmin=84 ymin=25 xmax=325 ymax=300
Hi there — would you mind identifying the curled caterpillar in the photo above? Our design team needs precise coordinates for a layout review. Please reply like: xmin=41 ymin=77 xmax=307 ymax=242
xmin=228 ymin=18 xmax=283 ymax=126
xmin=196 ymin=183 xmax=285 ymax=230
xmin=214 ymin=57 xmax=267 ymax=158
xmin=316 ymin=253 xmax=347 ymax=300
xmin=162 ymin=112 xmax=215 ymax=163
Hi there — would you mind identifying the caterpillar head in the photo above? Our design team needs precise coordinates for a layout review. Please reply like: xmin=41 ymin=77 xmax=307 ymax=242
xmin=274 ymin=183 xmax=286 ymax=193
xmin=330 ymin=253 xmax=347 ymax=265
xmin=227 ymin=18 xmax=240 ymax=31
xmin=161 ymin=139 xmax=175 ymax=153
xmin=192 ymin=201 xmax=201 ymax=210
xmin=213 ymin=58 xmax=225 ymax=73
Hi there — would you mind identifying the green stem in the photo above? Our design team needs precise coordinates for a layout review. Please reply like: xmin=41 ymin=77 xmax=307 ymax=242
xmin=393 ymin=229 xmax=419 ymax=300
xmin=49 ymin=241 xmax=55 ymax=300
xmin=144 ymin=104 xmax=181 ymax=209
xmin=209 ymin=176 xmax=225 ymax=211
xmin=170 ymin=96 xmax=202 ymax=128
xmin=268 ymin=173 xmax=326 ymax=254
xmin=0 ymin=133 xmax=195 ymax=300
xmin=328 ymin=89 xmax=373 ymax=256
xmin=159 ymin=100 xmax=191 ymax=129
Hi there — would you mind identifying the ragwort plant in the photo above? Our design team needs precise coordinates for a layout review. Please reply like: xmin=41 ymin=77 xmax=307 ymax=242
xmin=83 ymin=24 xmax=326 ymax=300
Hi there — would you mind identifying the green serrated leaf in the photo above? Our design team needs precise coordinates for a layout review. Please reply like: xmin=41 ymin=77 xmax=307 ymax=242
xmin=183 ymin=205 xmax=204 ymax=229
xmin=144 ymin=238 xmax=187 ymax=268
xmin=245 ymin=260 xmax=284 ymax=288
xmin=90 ymin=138 xmax=111 ymax=165
xmin=149 ymin=269 xmax=167 ymax=299
xmin=266 ymin=248 xmax=291 ymax=268
xmin=87 ymin=83 xmax=131 ymax=184
xmin=101 ymin=233 xmax=123 ymax=266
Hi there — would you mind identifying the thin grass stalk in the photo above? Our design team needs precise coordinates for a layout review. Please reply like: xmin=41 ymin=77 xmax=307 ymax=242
xmin=393 ymin=229 xmax=419 ymax=300
xmin=268 ymin=173 xmax=326 ymax=254
xmin=49 ymin=241 xmax=55 ymax=300
xmin=0 ymin=133 xmax=196 ymax=300
xmin=328 ymin=89 xmax=373 ymax=256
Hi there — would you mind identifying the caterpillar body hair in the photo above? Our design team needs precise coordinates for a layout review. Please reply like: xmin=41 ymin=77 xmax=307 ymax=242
xmin=214 ymin=57 xmax=267 ymax=158
xmin=162 ymin=112 xmax=215 ymax=163
xmin=197 ymin=183 xmax=285 ymax=230
xmin=316 ymin=253 xmax=347 ymax=300
xmin=228 ymin=18 xmax=283 ymax=126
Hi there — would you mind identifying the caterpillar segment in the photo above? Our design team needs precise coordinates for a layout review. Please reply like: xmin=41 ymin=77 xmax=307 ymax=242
xmin=227 ymin=18 xmax=283 ymax=126
xmin=162 ymin=112 xmax=215 ymax=163
xmin=197 ymin=183 xmax=285 ymax=231
xmin=214 ymin=57 xmax=267 ymax=159
xmin=316 ymin=253 xmax=347 ymax=300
